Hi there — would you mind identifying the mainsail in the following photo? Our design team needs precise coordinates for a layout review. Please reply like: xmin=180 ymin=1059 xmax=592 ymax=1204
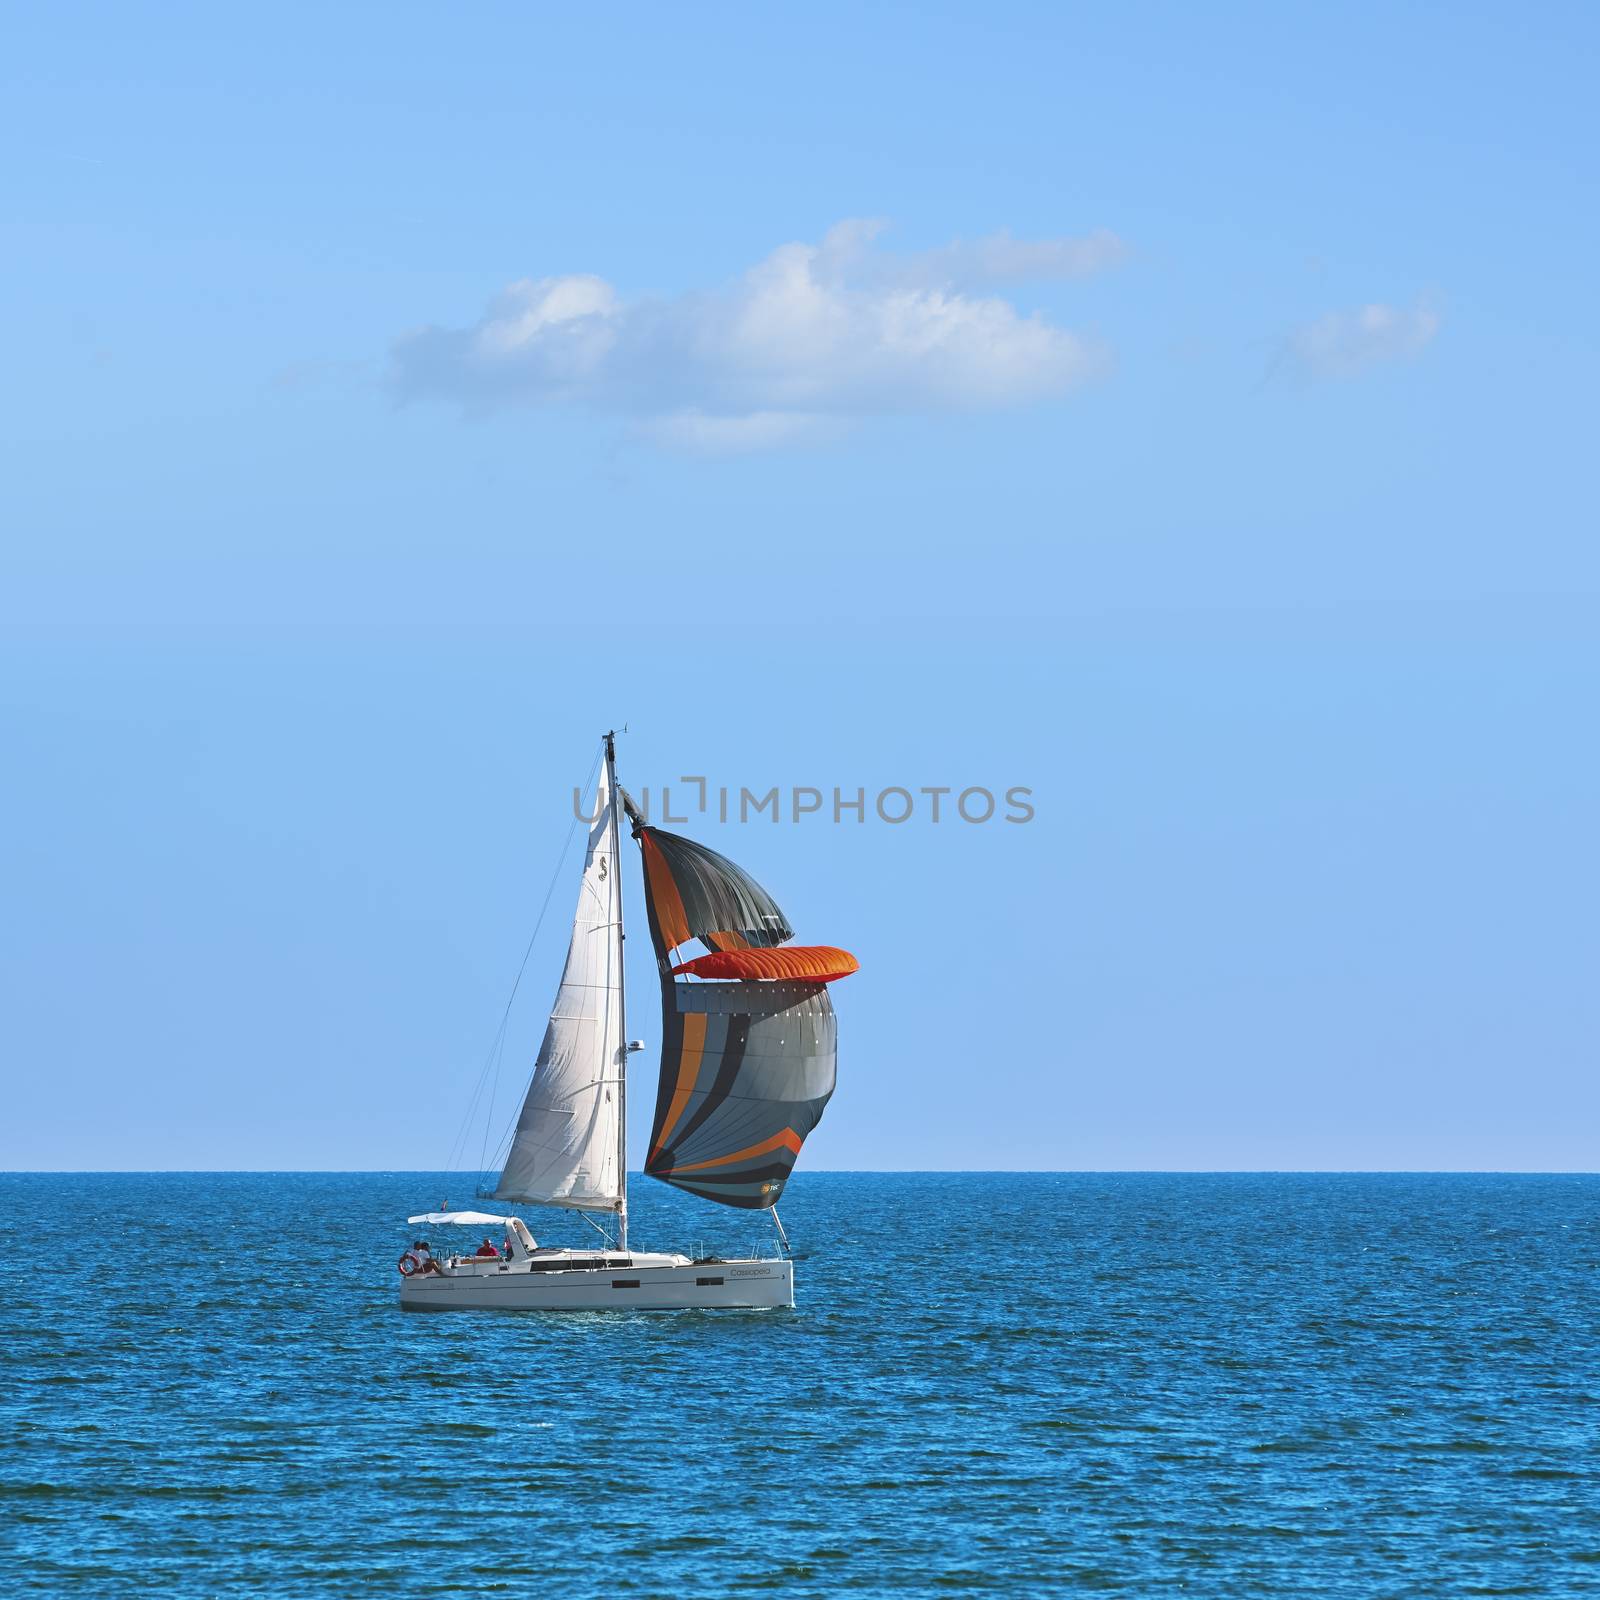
xmin=628 ymin=809 xmax=846 ymax=1210
xmin=494 ymin=778 xmax=624 ymax=1210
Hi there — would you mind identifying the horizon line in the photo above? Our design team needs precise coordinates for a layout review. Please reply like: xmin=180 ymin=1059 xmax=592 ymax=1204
xmin=3 ymin=1167 xmax=1596 ymax=1178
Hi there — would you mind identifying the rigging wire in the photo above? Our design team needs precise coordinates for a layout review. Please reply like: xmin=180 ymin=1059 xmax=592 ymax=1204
xmin=439 ymin=743 xmax=605 ymax=1190
xmin=576 ymin=1209 xmax=616 ymax=1248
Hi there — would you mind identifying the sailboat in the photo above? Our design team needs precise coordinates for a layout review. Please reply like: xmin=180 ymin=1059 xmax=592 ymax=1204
xmin=397 ymin=732 xmax=857 ymax=1311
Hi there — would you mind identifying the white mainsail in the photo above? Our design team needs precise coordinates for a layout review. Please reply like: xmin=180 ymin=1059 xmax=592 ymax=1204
xmin=493 ymin=779 xmax=623 ymax=1210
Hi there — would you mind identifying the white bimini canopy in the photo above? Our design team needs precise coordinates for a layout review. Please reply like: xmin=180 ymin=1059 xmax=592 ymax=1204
xmin=406 ymin=1211 xmax=514 ymax=1227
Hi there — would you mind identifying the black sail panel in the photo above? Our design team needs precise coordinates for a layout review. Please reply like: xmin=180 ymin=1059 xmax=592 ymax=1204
xmin=637 ymin=825 xmax=793 ymax=954
xmin=645 ymin=979 xmax=836 ymax=1210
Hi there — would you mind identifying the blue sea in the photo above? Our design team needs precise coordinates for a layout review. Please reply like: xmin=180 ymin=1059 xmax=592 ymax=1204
xmin=3 ymin=1173 xmax=1597 ymax=1596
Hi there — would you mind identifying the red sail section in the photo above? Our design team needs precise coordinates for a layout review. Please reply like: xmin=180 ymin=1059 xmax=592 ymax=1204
xmin=671 ymin=946 xmax=859 ymax=984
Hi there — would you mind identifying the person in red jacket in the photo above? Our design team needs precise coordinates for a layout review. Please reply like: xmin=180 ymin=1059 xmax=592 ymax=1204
xmin=474 ymin=1237 xmax=500 ymax=1258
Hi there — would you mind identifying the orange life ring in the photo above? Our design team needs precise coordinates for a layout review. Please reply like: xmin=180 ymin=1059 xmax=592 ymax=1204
xmin=398 ymin=1251 xmax=419 ymax=1277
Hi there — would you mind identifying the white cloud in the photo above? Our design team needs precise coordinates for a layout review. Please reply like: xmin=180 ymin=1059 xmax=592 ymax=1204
xmin=390 ymin=222 xmax=1121 ymax=448
xmin=1287 ymin=299 xmax=1442 ymax=379
xmin=814 ymin=219 xmax=1127 ymax=291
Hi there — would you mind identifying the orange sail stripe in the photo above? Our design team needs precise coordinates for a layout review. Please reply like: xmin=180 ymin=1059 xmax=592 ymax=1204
xmin=672 ymin=945 xmax=858 ymax=984
xmin=662 ymin=1126 xmax=804 ymax=1175
xmin=640 ymin=831 xmax=691 ymax=951
xmin=650 ymin=1012 xmax=706 ymax=1159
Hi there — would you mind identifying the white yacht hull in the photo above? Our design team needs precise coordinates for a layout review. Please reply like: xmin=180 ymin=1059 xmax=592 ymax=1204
xmin=399 ymin=1254 xmax=793 ymax=1312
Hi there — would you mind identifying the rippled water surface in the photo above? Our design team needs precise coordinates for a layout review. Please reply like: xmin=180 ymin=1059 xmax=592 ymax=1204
xmin=3 ymin=1173 xmax=1598 ymax=1596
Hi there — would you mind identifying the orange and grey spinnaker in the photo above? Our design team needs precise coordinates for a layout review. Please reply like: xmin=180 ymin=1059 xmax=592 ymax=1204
xmin=625 ymin=805 xmax=854 ymax=1211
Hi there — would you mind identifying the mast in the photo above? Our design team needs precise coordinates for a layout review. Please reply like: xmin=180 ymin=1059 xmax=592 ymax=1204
xmin=605 ymin=729 xmax=629 ymax=1254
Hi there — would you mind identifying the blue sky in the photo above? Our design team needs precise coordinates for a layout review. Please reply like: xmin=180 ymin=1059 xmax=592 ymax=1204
xmin=2 ymin=4 xmax=1596 ymax=1170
